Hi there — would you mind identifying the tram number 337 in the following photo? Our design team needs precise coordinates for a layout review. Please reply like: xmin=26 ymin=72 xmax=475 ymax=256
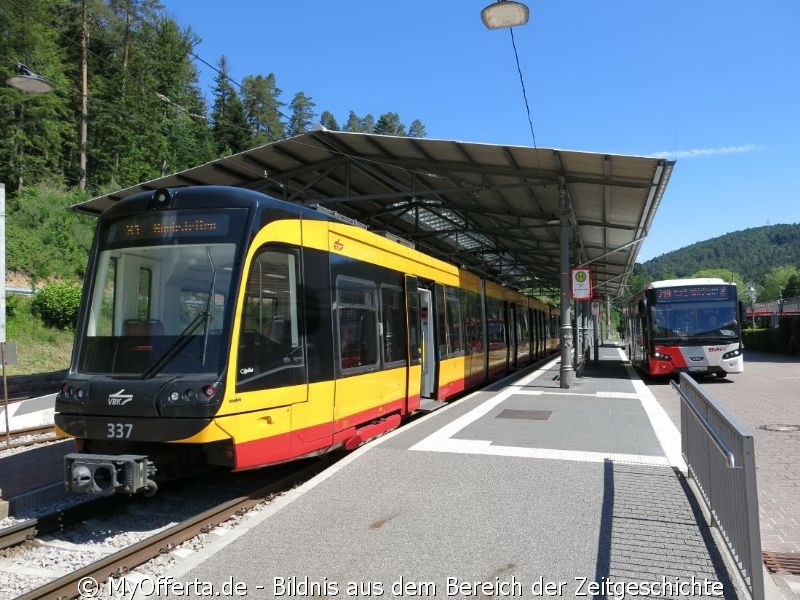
xmin=106 ymin=423 xmax=133 ymax=438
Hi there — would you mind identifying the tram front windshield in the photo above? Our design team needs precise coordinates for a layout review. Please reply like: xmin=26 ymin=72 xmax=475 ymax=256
xmin=77 ymin=209 xmax=246 ymax=376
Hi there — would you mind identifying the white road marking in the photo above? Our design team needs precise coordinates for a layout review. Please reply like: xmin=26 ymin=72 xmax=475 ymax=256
xmin=616 ymin=347 xmax=687 ymax=473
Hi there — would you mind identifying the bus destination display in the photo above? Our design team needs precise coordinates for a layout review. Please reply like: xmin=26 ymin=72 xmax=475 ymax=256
xmin=654 ymin=285 xmax=734 ymax=302
xmin=108 ymin=211 xmax=230 ymax=243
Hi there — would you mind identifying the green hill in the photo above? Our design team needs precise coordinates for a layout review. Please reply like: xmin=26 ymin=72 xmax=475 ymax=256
xmin=639 ymin=223 xmax=800 ymax=286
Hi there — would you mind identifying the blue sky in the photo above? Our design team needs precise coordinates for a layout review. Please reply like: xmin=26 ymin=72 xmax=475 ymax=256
xmin=163 ymin=1 xmax=799 ymax=264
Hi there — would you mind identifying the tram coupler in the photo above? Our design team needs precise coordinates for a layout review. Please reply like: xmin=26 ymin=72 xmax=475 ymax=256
xmin=64 ymin=453 xmax=157 ymax=496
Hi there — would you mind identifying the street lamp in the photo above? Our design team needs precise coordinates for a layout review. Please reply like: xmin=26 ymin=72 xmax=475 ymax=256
xmin=481 ymin=1 xmax=530 ymax=29
xmin=3 ymin=63 xmax=53 ymax=445
xmin=5 ymin=63 xmax=53 ymax=94
xmin=746 ymin=285 xmax=756 ymax=327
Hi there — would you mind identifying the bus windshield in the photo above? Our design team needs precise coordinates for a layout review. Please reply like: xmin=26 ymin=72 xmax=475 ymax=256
xmin=651 ymin=302 xmax=739 ymax=342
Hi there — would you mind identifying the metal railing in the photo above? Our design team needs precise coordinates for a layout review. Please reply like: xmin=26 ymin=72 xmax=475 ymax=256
xmin=671 ymin=373 xmax=764 ymax=600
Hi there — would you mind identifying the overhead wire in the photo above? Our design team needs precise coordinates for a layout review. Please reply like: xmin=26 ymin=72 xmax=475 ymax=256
xmin=509 ymin=27 xmax=537 ymax=149
xmin=30 ymin=8 xmax=548 ymax=293
xmin=14 ymin=4 xmax=480 ymax=230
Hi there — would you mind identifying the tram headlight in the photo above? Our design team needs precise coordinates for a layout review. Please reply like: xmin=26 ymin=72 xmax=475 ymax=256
xmin=158 ymin=380 xmax=223 ymax=416
xmin=58 ymin=380 xmax=88 ymax=405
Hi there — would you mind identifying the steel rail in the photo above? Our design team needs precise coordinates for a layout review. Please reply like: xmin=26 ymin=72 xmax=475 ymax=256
xmin=0 ymin=496 xmax=118 ymax=551
xmin=16 ymin=458 xmax=331 ymax=600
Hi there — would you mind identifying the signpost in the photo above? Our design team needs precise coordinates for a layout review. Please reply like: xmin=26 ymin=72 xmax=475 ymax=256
xmin=1 ymin=182 xmax=7 ymax=445
xmin=570 ymin=268 xmax=593 ymax=300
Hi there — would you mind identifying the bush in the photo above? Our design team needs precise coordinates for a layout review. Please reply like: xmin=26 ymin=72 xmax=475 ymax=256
xmin=742 ymin=318 xmax=800 ymax=355
xmin=6 ymin=294 xmax=21 ymax=318
xmin=31 ymin=282 xmax=83 ymax=329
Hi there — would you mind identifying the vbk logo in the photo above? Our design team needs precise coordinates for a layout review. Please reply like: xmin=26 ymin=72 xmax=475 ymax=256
xmin=108 ymin=389 xmax=134 ymax=406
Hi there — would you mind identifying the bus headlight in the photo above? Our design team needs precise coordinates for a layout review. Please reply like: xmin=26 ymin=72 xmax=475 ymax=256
xmin=652 ymin=352 xmax=672 ymax=361
xmin=722 ymin=348 xmax=742 ymax=360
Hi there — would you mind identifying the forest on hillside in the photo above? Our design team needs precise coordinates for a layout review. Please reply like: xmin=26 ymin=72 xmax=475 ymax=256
xmin=1 ymin=0 xmax=427 ymax=282
xmin=629 ymin=223 xmax=800 ymax=302
xmin=3 ymin=0 xmax=799 ymax=306
xmin=1 ymin=0 xmax=426 ymax=198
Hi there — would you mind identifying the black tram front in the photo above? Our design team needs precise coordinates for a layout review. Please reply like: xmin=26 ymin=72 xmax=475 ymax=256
xmin=56 ymin=187 xmax=253 ymax=495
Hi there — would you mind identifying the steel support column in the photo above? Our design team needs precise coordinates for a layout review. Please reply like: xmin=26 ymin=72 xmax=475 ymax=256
xmin=559 ymin=183 xmax=574 ymax=388
xmin=574 ymin=300 xmax=582 ymax=372
xmin=593 ymin=305 xmax=600 ymax=363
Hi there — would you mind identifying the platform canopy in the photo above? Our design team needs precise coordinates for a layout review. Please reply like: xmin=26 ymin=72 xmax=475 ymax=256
xmin=76 ymin=131 xmax=674 ymax=298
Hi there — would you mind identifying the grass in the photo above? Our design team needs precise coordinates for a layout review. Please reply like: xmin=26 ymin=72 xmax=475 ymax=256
xmin=5 ymin=295 xmax=74 ymax=375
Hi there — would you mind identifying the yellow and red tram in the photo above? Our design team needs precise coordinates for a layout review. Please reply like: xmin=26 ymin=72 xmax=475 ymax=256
xmin=55 ymin=186 xmax=558 ymax=496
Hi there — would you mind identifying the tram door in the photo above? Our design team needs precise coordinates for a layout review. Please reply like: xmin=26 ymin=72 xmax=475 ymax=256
xmin=418 ymin=288 xmax=437 ymax=399
xmin=507 ymin=303 xmax=517 ymax=369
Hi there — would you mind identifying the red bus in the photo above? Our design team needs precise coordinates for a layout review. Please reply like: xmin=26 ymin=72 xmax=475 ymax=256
xmin=626 ymin=278 xmax=744 ymax=378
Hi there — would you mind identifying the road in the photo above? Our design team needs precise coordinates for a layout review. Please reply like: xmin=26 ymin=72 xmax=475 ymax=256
xmin=644 ymin=350 xmax=800 ymax=595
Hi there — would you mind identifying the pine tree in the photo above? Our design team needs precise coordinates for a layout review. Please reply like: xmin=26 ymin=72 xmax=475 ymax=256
xmin=319 ymin=110 xmax=339 ymax=131
xmin=0 ymin=0 xmax=72 ymax=193
xmin=360 ymin=113 xmax=375 ymax=133
xmin=286 ymin=91 xmax=316 ymax=137
xmin=408 ymin=119 xmax=427 ymax=138
xmin=374 ymin=112 xmax=406 ymax=136
xmin=344 ymin=111 xmax=362 ymax=132
xmin=343 ymin=110 xmax=376 ymax=133
xmin=210 ymin=55 xmax=252 ymax=155
xmin=241 ymin=73 xmax=285 ymax=143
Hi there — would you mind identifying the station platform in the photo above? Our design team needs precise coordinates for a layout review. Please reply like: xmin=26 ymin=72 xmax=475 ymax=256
xmin=165 ymin=346 xmax=754 ymax=599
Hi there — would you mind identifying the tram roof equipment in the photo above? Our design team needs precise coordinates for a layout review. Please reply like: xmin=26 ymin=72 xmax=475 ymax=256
xmin=76 ymin=131 xmax=674 ymax=298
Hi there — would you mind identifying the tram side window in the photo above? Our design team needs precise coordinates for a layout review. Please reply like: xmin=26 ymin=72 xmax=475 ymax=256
xmin=381 ymin=285 xmax=406 ymax=365
xmin=236 ymin=249 xmax=305 ymax=392
xmin=445 ymin=286 xmax=463 ymax=356
xmin=406 ymin=287 xmax=420 ymax=364
xmin=90 ymin=256 xmax=117 ymax=336
xmin=435 ymin=287 xmax=448 ymax=358
xmin=518 ymin=309 xmax=529 ymax=349
xmin=487 ymin=298 xmax=506 ymax=348
xmin=461 ymin=290 xmax=483 ymax=353
xmin=337 ymin=278 xmax=378 ymax=371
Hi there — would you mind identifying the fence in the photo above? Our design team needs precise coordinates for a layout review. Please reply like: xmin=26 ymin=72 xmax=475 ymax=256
xmin=671 ymin=373 xmax=764 ymax=600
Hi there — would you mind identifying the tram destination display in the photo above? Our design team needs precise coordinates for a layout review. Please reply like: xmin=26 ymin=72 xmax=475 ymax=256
xmin=106 ymin=210 xmax=232 ymax=243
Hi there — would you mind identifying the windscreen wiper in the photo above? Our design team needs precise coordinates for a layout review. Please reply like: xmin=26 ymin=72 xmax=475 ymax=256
xmin=201 ymin=248 xmax=217 ymax=367
xmin=140 ymin=311 xmax=208 ymax=380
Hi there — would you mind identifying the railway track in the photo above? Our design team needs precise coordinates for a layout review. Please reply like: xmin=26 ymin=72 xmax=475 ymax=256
xmin=2 ymin=425 xmax=56 ymax=449
xmin=2 ymin=457 xmax=333 ymax=599
xmin=0 ymin=497 xmax=114 ymax=552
